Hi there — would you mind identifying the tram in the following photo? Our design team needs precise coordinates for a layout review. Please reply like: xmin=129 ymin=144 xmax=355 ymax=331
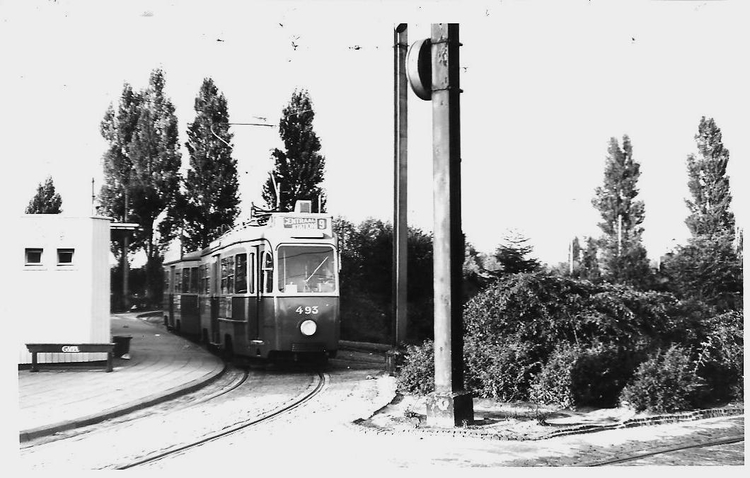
xmin=163 ymin=200 xmax=340 ymax=360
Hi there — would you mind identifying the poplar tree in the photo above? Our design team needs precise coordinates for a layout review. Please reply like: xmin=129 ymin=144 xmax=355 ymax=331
xmin=26 ymin=176 xmax=63 ymax=214
xmin=663 ymin=117 xmax=742 ymax=311
xmin=685 ymin=116 xmax=735 ymax=238
xmin=100 ymin=83 xmax=141 ymax=229
xmin=181 ymin=78 xmax=240 ymax=251
xmin=592 ymin=135 xmax=650 ymax=286
xmin=262 ymin=89 xmax=327 ymax=212
xmin=99 ymin=70 xmax=182 ymax=301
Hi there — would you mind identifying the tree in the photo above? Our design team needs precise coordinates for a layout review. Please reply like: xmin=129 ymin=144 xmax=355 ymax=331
xmin=663 ymin=234 xmax=742 ymax=311
xmin=26 ymin=176 xmax=62 ymax=214
xmin=579 ymin=236 xmax=601 ymax=282
xmin=662 ymin=117 xmax=742 ymax=311
xmin=100 ymin=83 xmax=141 ymax=226
xmin=592 ymin=135 xmax=650 ymax=286
xmin=99 ymin=70 xmax=182 ymax=301
xmin=685 ymin=116 xmax=735 ymax=238
xmin=262 ymin=90 xmax=326 ymax=212
xmin=181 ymin=78 xmax=240 ymax=251
xmin=491 ymin=230 xmax=541 ymax=276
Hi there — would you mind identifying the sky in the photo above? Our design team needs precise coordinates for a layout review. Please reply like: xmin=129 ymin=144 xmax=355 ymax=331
xmin=1 ymin=0 xmax=748 ymax=266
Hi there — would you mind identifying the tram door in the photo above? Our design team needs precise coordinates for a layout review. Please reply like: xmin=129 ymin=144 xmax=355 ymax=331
xmin=247 ymin=249 xmax=260 ymax=340
xmin=168 ymin=266 xmax=175 ymax=326
xmin=256 ymin=246 xmax=274 ymax=342
xmin=210 ymin=254 xmax=220 ymax=343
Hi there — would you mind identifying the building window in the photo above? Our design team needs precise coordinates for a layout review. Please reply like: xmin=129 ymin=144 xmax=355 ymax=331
xmin=25 ymin=248 xmax=43 ymax=265
xmin=57 ymin=248 xmax=75 ymax=266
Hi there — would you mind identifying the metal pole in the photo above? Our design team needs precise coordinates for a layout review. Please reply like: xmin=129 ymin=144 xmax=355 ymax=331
xmin=426 ymin=23 xmax=473 ymax=428
xmin=123 ymin=187 xmax=130 ymax=311
xmin=393 ymin=23 xmax=409 ymax=347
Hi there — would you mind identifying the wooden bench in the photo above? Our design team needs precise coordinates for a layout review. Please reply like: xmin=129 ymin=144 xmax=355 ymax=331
xmin=26 ymin=343 xmax=116 ymax=372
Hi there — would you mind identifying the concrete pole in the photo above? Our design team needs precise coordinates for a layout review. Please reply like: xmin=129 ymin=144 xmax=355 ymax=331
xmin=393 ymin=23 xmax=409 ymax=347
xmin=426 ymin=23 xmax=473 ymax=428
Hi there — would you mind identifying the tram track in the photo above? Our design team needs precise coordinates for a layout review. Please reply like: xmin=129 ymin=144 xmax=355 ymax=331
xmin=116 ymin=372 xmax=328 ymax=470
xmin=585 ymin=435 xmax=745 ymax=466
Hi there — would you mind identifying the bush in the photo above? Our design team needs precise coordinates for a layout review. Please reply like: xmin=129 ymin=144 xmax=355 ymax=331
xmin=619 ymin=345 xmax=705 ymax=413
xmin=340 ymin=294 xmax=390 ymax=343
xmin=695 ymin=310 xmax=744 ymax=403
xmin=464 ymin=338 xmax=542 ymax=402
xmin=570 ymin=344 xmax=643 ymax=408
xmin=396 ymin=341 xmax=435 ymax=395
xmin=530 ymin=344 xmax=580 ymax=408
xmin=530 ymin=344 xmax=643 ymax=409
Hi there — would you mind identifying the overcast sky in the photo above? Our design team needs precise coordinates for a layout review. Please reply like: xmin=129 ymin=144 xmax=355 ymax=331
xmin=2 ymin=0 xmax=747 ymax=265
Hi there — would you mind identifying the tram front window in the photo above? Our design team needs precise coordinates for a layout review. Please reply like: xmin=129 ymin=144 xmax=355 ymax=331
xmin=278 ymin=245 xmax=336 ymax=294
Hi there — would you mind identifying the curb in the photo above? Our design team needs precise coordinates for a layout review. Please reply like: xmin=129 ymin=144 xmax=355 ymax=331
xmin=19 ymin=362 xmax=226 ymax=443
xmin=20 ymin=313 xmax=226 ymax=443
xmin=353 ymin=405 xmax=744 ymax=441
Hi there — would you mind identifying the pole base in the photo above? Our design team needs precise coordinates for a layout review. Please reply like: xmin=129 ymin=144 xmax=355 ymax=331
xmin=426 ymin=390 xmax=474 ymax=428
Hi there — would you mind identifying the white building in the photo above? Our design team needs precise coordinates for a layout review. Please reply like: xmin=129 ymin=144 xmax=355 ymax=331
xmin=13 ymin=215 xmax=111 ymax=365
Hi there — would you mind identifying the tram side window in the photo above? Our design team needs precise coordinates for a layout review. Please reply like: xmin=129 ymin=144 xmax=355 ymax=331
xmin=221 ymin=256 xmax=235 ymax=294
xmin=220 ymin=258 xmax=227 ymax=294
xmin=182 ymin=268 xmax=191 ymax=293
xmin=175 ymin=270 xmax=182 ymax=293
xmin=235 ymin=254 xmax=247 ymax=293
xmin=201 ymin=265 xmax=209 ymax=295
xmin=263 ymin=251 xmax=274 ymax=294
xmin=190 ymin=267 xmax=200 ymax=293
xmin=248 ymin=252 xmax=255 ymax=294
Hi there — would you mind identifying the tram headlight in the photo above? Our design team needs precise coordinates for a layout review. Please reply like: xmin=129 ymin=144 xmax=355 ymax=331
xmin=300 ymin=319 xmax=317 ymax=336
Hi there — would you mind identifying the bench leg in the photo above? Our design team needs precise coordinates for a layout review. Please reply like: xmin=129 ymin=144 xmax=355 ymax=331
xmin=31 ymin=352 xmax=39 ymax=372
xmin=106 ymin=352 xmax=113 ymax=372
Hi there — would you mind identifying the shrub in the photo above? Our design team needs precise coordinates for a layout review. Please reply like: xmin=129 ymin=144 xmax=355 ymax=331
xmin=396 ymin=341 xmax=435 ymax=395
xmin=340 ymin=294 xmax=389 ymax=343
xmin=695 ymin=310 xmax=744 ymax=403
xmin=619 ymin=345 xmax=705 ymax=413
xmin=570 ymin=344 xmax=644 ymax=408
xmin=464 ymin=338 xmax=542 ymax=402
xmin=530 ymin=344 xmax=580 ymax=408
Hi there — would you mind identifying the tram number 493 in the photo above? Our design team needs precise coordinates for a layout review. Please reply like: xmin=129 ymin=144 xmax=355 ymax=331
xmin=295 ymin=306 xmax=319 ymax=315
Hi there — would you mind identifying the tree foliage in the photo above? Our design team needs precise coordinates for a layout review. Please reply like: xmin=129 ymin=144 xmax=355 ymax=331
xmin=663 ymin=118 xmax=742 ymax=312
xmin=26 ymin=176 xmax=62 ymax=214
xmin=99 ymin=70 xmax=182 ymax=250
xmin=592 ymin=135 xmax=650 ymax=286
xmin=100 ymin=83 xmax=141 ymax=227
xmin=578 ymin=236 xmax=601 ymax=282
xmin=181 ymin=78 xmax=240 ymax=251
xmin=491 ymin=230 xmax=541 ymax=276
xmin=333 ymin=217 xmax=434 ymax=343
xmin=262 ymin=90 xmax=326 ymax=212
xmin=99 ymin=70 xmax=182 ymax=301
xmin=398 ymin=271 xmax=741 ymax=409
xmin=685 ymin=116 xmax=735 ymax=238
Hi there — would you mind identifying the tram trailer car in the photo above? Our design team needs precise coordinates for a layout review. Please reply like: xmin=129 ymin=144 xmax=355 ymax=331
xmin=164 ymin=201 xmax=340 ymax=360
xmin=163 ymin=251 xmax=202 ymax=336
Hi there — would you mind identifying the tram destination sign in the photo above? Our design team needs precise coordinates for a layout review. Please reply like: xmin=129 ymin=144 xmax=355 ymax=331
xmin=282 ymin=217 xmax=328 ymax=230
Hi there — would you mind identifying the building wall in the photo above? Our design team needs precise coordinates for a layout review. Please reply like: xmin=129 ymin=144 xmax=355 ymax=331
xmin=14 ymin=215 xmax=112 ymax=364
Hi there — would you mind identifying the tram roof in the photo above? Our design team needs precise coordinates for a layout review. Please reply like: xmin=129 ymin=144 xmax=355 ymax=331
xmin=200 ymin=211 xmax=336 ymax=257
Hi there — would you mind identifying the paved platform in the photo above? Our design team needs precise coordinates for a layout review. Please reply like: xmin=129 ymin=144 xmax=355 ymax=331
xmin=17 ymin=312 xmax=225 ymax=442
